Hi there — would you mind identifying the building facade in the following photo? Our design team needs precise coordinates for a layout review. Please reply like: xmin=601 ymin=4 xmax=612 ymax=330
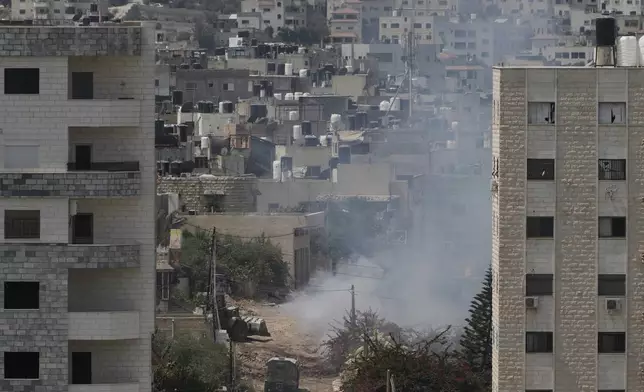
xmin=10 ymin=0 xmax=109 ymax=21
xmin=0 ymin=22 xmax=155 ymax=392
xmin=492 ymin=66 xmax=644 ymax=391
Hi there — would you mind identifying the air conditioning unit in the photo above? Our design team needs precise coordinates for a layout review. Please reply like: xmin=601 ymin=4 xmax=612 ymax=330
xmin=606 ymin=298 xmax=622 ymax=312
xmin=525 ymin=296 xmax=539 ymax=309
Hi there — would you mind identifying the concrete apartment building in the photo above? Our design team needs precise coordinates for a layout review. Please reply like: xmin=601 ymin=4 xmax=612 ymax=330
xmin=492 ymin=66 xmax=644 ymax=391
xmin=11 ymin=0 xmax=109 ymax=21
xmin=0 ymin=22 xmax=155 ymax=392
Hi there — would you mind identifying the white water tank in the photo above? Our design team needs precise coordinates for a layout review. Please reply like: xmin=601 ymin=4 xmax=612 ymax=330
xmin=346 ymin=65 xmax=353 ymax=74
xmin=260 ymin=89 xmax=266 ymax=98
xmin=389 ymin=97 xmax=401 ymax=111
xmin=294 ymin=92 xmax=303 ymax=100
xmin=284 ymin=93 xmax=294 ymax=100
xmin=293 ymin=124 xmax=302 ymax=140
xmin=200 ymin=136 xmax=209 ymax=149
xmin=274 ymin=93 xmax=283 ymax=100
xmin=219 ymin=101 xmax=226 ymax=113
xmin=303 ymin=92 xmax=311 ymax=97
xmin=331 ymin=168 xmax=338 ymax=183
xmin=272 ymin=160 xmax=281 ymax=180
xmin=451 ymin=121 xmax=459 ymax=132
xmin=638 ymin=36 xmax=644 ymax=66
xmin=392 ymin=10 xmax=398 ymax=16
xmin=379 ymin=100 xmax=391 ymax=111
xmin=299 ymin=69 xmax=308 ymax=77
xmin=298 ymin=46 xmax=306 ymax=54
xmin=618 ymin=36 xmax=638 ymax=66
xmin=330 ymin=114 xmax=342 ymax=124
xmin=288 ymin=111 xmax=299 ymax=121
xmin=284 ymin=63 xmax=293 ymax=75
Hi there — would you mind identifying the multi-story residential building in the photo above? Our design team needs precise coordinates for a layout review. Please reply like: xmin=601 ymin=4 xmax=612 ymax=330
xmin=11 ymin=0 xmax=108 ymax=21
xmin=492 ymin=65 xmax=644 ymax=391
xmin=0 ymin=21 xmax=155 ymax=392
xmin=379 ymin=15 xmax=436 ymax=45
xmin=329 ymin=7 xmax=362 ymax=43
xmin=240 ymin=0 xmax=307 ymax=30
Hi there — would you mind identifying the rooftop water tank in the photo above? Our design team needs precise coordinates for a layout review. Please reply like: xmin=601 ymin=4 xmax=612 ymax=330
xmin=285 ymin=63 xmax=293 ymax=75
xmin=274 ymin=93 xmax=283 ymax=100
xmin=302 ymin=92 xmax=311 ymax=97
xmin=379 ymin=100 xmax=391 ymax=111
xmin=294 ymin=92 xmax=303 ymax=100
xmin=272 ymin=160 xmax=281 ymax=180
xmin=284 ymin=93 xmax=294 ymax=100
xmin=293 ymin=124 xmax=302 ymax=140
xmin=330 ymin=114 xmax=342 ymax=124
xmin=596 ymin=17 xmax=617 ymax=47
xmin=200 ymin=136 xmax=210 ymax=149
xmin=288 ymin=111 xmax=299 ymax=121
xmin=299 ymin=69 xmax=308 ymax=77
xmin=301 ymin=121 xmax=312 ymax=135
xmin=618 ymin=36 xmax=637 ymax=66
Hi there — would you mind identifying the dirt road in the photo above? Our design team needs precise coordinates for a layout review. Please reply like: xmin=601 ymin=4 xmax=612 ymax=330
xmin=233 ymin=299 xmax=338 ymax=392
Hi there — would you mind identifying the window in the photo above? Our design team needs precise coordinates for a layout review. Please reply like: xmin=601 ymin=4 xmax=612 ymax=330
xmin=425 ymin=23 xmax=431 ymax=28
xmin=154 ymin=79 xmax=159 ymax=87
xmin=3 ymin=145 xmax=39 ymax=169
xmin=4 ymin=352 xmax=39 ymax=379
xmin=4 ymin=68 xmax=39 ymax=94
xmin=185 ymin=82 xmax=197 ymax=90
xmin=599 ymin=217 xmax=626 ymax=238
xmin=528 ymin=102 xmax=555 ymax=124
xmin=598 ymin=274 xmax=626 ymax=296
xmin=4 ymin=210 xmax=40 ymax=239
xmin=599 ymin=102 xmax=626 ymax=124
xmin=268 ymin=203 xmax=280 ymax=211
xmin=391 ymin=23 xmax=400 ymax=28
xmin=305 ymin=166 xmax=321 ymax=177
xmin=598 ymin=332 xmax=625 ymax=353
xmin=4 ymin=282 xmax=39 ymax=310
xmin=599 ymin=159 xmax=626 ymax=180
xmin=527 ymin=159 xmax=555 ymax=180
xmin=526 ymin=274 xmax=553 ymax=295
xmin=526 ymin=332 xmax=553 ymax=353
xmin=526 ymin=217 xmax=554 ymax=238
xmin=223 ymin=82 xmax=234 ymax=91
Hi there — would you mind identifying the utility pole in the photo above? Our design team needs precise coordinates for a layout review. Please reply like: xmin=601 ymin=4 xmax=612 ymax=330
xmin=386 ymin=369 xmax=391 ymax=392
xmin=229 ymin=338 xmax=236 ymax=391
xmin=397 ymin=6 xmax=416 ymax=119
xmin=350 ymin=284 xmax=356 ymax=328
xmin=210 ymin=228 xmax=222 ymax=342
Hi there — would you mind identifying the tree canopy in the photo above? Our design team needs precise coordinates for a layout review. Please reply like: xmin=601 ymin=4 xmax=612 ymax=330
xmin=459 ymin=266 xmax=493 ymax=388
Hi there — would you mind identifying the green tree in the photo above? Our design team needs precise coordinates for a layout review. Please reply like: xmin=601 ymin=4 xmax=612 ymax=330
xmin=180 ymin=230 xmax=290 ymax=299
xmin=459 ymin=266 xmax=493 ymax=387
xmin=264 ymin=25 xmax=274 ymax=38
xmin=152 ymin=331 xmax=229 ymax=392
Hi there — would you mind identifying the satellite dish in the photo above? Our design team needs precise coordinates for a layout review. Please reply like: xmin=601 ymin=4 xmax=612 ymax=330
xmin=220 ymin=147 xmax=229 ymax=156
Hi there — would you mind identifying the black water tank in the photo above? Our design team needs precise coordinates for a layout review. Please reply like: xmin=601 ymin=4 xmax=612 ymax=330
xmin=304 ymin=135 xmax=318 ymax=147
xmin=172 ymin=90 xmax=183 ymax=106
xmin=267 ymin=62 xmax=276 ymax=73
xmin=238 ymin=30 xmax=250 ymax=38
xmin=214 ymin=47 xmax=226 ymax=56
xmin=277 ymin=63 xmax=286 ymax=75
xmin=301 ymin=121 xmax=312 ymax=135
xmin=155 ymin=120 xmax=165 ymax=136
xmin=252 ymin=84 xmax=262 ymax=96
xmin=90 ymin=3 xmax=98 ymax=12
xmin=170 ymin=161 xmax=182 ymax=175
xmin=329 ymin=157 xmax=339 ymax=169
xmin=225 ymin=102 xmax=234 ymax=113
xmin=356 ymin=111 xmax=368 ymax=129
xmin=206 ymin=101 xmax=215 ymax=113
xmin=347 ymin=115 xmax=356 ymax=130
xmin=596 ymin=17 xmax=617 ymax=46
xmin=181 ymin=102 xmax=193 ymax=113
xmin=177 ymin=124 xmax=188 ymax=142
xmin=338 ymin=147 xmax=351 ymax=164
xmin=266 ymin=83 xmax=274 ymax=97
xmin=197 ymin=101 xmax=207 ymax=113
xmin=251 ymin=38 xmax=258 ymax=46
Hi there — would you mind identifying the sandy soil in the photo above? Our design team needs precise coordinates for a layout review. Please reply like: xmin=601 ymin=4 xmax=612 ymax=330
xmin=231 ymin=298 xmax=338 ymax=392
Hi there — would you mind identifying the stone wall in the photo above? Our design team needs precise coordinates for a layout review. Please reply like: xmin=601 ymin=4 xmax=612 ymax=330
xmin=157 ymin=176 xmax=257 ymax=213
xmin=0 ymin=172 xmax=140 ymax=197
xmin=0 ymin=26 xmax=142 ymax=56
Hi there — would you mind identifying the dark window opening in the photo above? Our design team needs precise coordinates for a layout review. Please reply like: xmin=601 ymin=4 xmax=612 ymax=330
xmin=204 ymin=194 xmax=224 ymax=212
xmin=526 ymin=332 xmax=553 ymax=353
xmin=599 ymin=217 xmax=626 ymax=238
xmin=4 ymin=68 xmax=39 ymax=95
xmin=4 ymin=210 xmax=40 ymax=239
xmin=74 ymin=145 xmax=92 ymax=171
xmin=528 ymin=102 xmax=555 ymax=124
xmin=526 ymin=274 xmax=553 ymax=296
xmin=71 ymin=213 xmax=93 ymax=245
xmin=598 ymin=274 xmax=626 ymax=296
xmin=71 ymin=72 xmax=94 ymax=99
xmin=526 ymin=217 xmax=554 ymax=238
xmin=598 ymin=332 xmax=625 ymax=353
xmin=305 ymin=166 xmax=321 ymax=177
xmin=4 ymin=352 xmax=39 ymax=379
xmin=527 ymin=159 xmax=555 ymax=180
xmin=4 ymin=282 xmax=39 ymax=310
xmin=71 ymin=352 xmax=92 ymax=384
xmin=599 ymin=159 xmax=626 ymax=180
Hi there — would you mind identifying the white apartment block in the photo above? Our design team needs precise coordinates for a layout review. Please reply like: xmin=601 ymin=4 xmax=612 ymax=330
xmin=0 ymin=22 xmax=155 ymax=392
xmin=11 ymin=0 xmax=109 ymax=21
xmin=492 ymin=66 xmax=644 ymax=392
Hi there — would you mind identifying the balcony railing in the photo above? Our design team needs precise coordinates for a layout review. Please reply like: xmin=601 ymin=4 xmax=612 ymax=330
xmin=67 ymin=161 xmax=140 ymax=172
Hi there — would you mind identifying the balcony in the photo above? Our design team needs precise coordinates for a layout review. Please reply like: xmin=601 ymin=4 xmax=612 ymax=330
xmin=68 ymin=383 xmax=140 ymax=392
xmin=0 ymin=170 xmax=140 ymax=198
xmin=67 ymin=99 xmax=142 ymax=127
xmin=69 ymin=311 xmax=140 ymax=340
xmin=0 ymin=243 xmax=140 ymax=269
